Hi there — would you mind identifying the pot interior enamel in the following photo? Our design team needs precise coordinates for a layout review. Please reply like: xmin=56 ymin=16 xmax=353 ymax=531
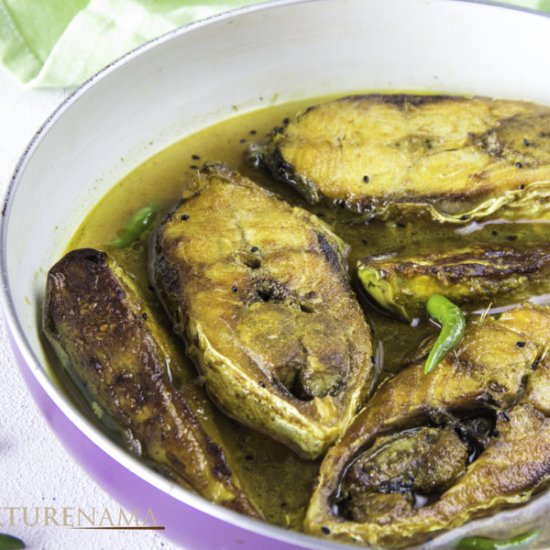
xmin=3 ymin=0 xmax=550 ymax=548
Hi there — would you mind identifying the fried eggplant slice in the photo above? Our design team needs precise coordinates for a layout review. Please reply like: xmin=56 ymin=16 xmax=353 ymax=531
xmin=358 ymin=243 xmax=550 ymax=320
xmin=151 ymin=164 xmax=375 ymax=459
xmin=43 ymin=248 xmax=258 ymax=516
xmin=305 ymin=304 xmax=550 ymax=547
xmin=253 ymin=95 xmax=550 ymax=222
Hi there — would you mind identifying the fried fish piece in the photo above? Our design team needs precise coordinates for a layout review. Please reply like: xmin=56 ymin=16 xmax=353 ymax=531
xmin=43 ymin=248 xmax=258 ymax=516
xmin=253 ymin=95 xmax=550 ymax=222
xmin=358 ymin=243 xmax=550 ymax=320
xmin=151 ymin=164 xmax=375 ymax=459
xmin=305 ymin=304 xmax=550 ymax=547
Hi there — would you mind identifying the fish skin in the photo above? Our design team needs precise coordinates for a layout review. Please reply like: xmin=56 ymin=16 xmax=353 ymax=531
xmin=43 ymin=248 xmax=259 ymax=516
xmin=151 ymin=164 xmax=375 ymax=459
xmin=358 ymin=243 xmax=550 ymax=320
xmin=305 ymin=304 xmax=550 ymax=547
xmin=255 ymin=94 xmax=550 ymax=222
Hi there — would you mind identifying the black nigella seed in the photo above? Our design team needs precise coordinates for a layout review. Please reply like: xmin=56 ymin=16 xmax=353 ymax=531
xmin=506 ymin=235 xmax=517 ymax=241
xmin=191 ymin=154 xmax=200 ymax=160
xmin=516 ymin=341 xmax=526 ymax=348
xmin=239 ymin=138 xmax=246 ymax=144
xmin=523 ymin=138 xmax=530 ymax=146
xmin=189 ymin=165 xmax=198 ymax=170
xmin=361 ymin=238 xmax=368 ymax=245
xmin=519 ymin=184 xmax=526 ymax=190
xmin=231 ymin=285 xmax=238 ymax=293
xmin=321 ymin=526 xmax=331 ymax=535
xmin=244 ymin=454 xmax=254 ymax=461
xmin=491 ymin=230 xmax=498 ymax=236
xmin=250 ymin=246 xmax=259 ymax=253
xmin=515 ymin=162 xmax=523 ymax=168
xmin=363 ymin=175 xmax=370 ymax=183
xmin=259 ymin=381 xmax=266 ymax=388
xmin=335 ymin=199 xmax=346 ymax=208
xmin=141 ymin=313 xmax=148 ymax=320
xmin=501 ymin=411 xmax=510 ymax=421
xmin=250 ymin=129 xmax=257 ymax=135
xmin=396 ymin=222 xmax=406 ymax=228
xmin=460 ymin=214 xmax=470 ymax=221
xmin=180 ymin=214 xmax=190 ymax=221
xmin=283 ymin=117 xmax=290 ymax=124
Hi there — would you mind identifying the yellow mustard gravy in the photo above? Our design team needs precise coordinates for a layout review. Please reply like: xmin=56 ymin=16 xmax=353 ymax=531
xmin=65 ymin=96 xmax=550 ymax=528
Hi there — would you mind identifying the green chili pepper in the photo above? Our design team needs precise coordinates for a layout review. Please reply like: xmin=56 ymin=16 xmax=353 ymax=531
xmin=110 ymin=205 xmax=158 ymax=248
xmin=424 ymin=294 xmax=465 ymax=374
xmin=456 ymin=529 xmax=541 ymax=550
xmin=0 ymin=533 xmax=25 ymax=550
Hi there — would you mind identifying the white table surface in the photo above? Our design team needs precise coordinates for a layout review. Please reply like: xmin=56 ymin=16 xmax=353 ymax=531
xmin=0 ymin=69 xmax=179 ymax=550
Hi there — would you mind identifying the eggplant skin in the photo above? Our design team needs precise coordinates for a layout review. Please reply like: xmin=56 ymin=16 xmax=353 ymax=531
xmin=151 ymin=163 xmax=375 ymax=459
xmin=305 ymin=304 xmax=550 ymax=547
xmin=43 ymin=248 xmax=258 ymax=516
xmin=358 ymin=244 xmax=550 ymax=320
xmin=254 ymin=94 xmax=550 ymax=222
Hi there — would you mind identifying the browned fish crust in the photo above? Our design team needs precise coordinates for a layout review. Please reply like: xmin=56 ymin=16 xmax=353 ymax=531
xmin=254 ymin=94 xmax=550 ymax=222
xmin=151 ymin=164 xmax=375 ymax=459
xmin=305 ymin=304 xmax=550 ymax=547
xmin=43 ymin=248 xmax=258 ymax=516
xmin=358 ymin=243 xmax=550 ymax=319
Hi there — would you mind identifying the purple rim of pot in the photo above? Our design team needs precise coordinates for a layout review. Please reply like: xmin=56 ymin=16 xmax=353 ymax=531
xmin=6 ymin=327 xmax=317 ymax=550
xmin=1 ymin=1 xmax=550 ymax=549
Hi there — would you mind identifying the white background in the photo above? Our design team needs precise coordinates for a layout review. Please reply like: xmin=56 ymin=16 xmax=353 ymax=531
xmin=0 ymin=69 xmax=179 ymax=550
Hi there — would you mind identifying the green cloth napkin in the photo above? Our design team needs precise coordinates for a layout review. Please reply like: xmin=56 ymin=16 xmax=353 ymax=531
xmin=0 ymin=0 xmax=257 ymax=87
xmin=0 ymin=0 xmax=549 ymax=88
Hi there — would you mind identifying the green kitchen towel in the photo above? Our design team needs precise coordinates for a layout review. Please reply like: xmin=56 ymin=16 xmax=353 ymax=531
xmin=0 ymin=0 xmax=258 ymax=88
xmin=0 ymin=0 xmax=549 ymax=89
